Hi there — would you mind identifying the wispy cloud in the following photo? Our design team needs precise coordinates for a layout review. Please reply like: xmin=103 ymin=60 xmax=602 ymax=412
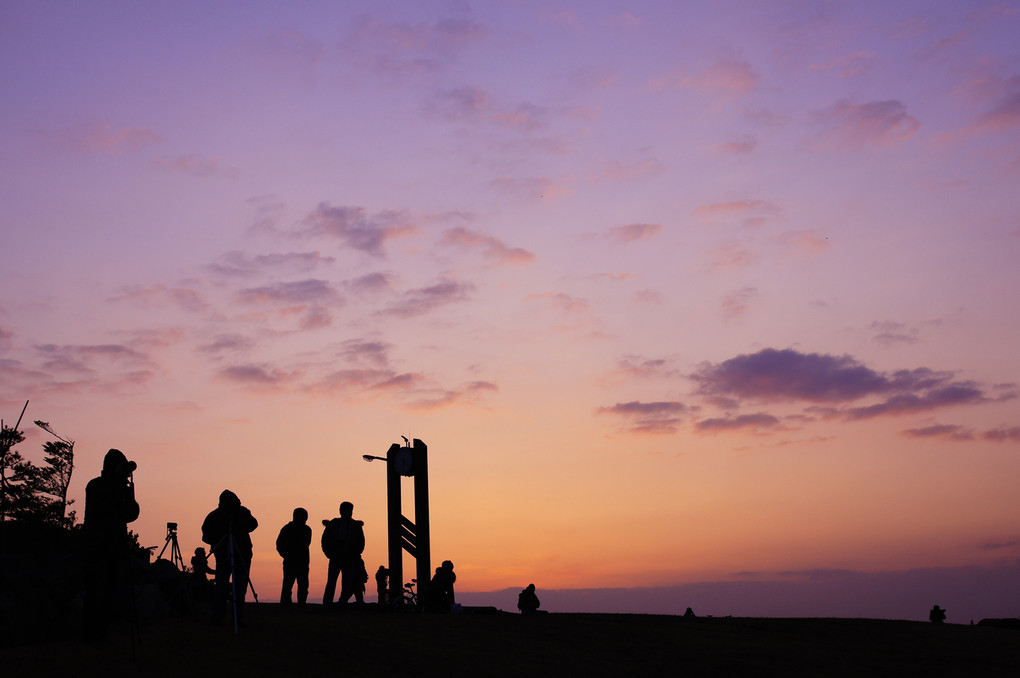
xmin=808 ymin=99 xmax=920 ymax=150
xmin=871 ymin=320 xmax=920 ymax=346
xmin=489 ymin=176 xmax=573 ymax=200
xmin=302 ymin=203 xmax=420 ymax=256
xmin=345 ymin=15 xmax=488 ymax=77
xmin=109 ymin=285 xmax=208 ymax=312
xmin=605 ymin=223 xmax=663 ymax=244
xmin=50 ymin=121 xmax=160 ymax=155
xmin=218 ymin=364 xmax=300 ymax=390
xmin=901 ymin=424 xmax=975 ymax=441
xmin=208 ymin=251 xmax=335 ymax=278
xmin=712 ymin=135 xmax=757 ymax=154
xmin=721 ymin=287 xmax=759 ymax=319
xmin=235 ymin=279 xmax=342 ymax=307
xmin=970 ymin=74 xmax=1020 ymax=133
xmin=695 ymin=413 xmax=782 ymax=433
xmin=771 ymin=229 xmax=829 ymax=256
xmin=597 ymin=400 xmax=688 ymax=435
xmin=380 ymin=278 xmax=474 ymax=318
xmin=525 ymin=292 xmax=590 ymax=315
xmin=428 ymin=87 xmax=549 ymax=131
xmin=151 ymin=153 xmax=238 ymax=178
xmin=807 ymin=51 xmax=876 ymax=78
xmin=650 ymin=57 xmax=760 ymax=101
xmin=439 ymin=227 xmax=536 ymax=265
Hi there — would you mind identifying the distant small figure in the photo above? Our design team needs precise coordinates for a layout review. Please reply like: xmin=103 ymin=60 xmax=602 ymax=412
xmin=929 ymin=604 xmax=946 ymax=624
xmin=191 ymin=547 xmax=212 ymax=581
xmin=518 ymin=583 xmax=541 ymax=614
xmin=684 ymin=607 xmax=696 ymax=618
xmin=202 ymin=489 xmax=258 ymax=624
xmin=321 ymin=501 xmax=366 ymax=606
xmin=426 ymin=560 xmax=457 ymax=612
xmin=82 ymin=449 xmax=140 ymax=641
xmin=375 ymin=565 xmax=389 ymax=605
xmin=276 ymin=507 xmax=312 ymax=606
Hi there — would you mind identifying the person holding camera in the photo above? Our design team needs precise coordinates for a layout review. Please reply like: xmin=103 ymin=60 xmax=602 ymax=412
xmin=82 ymin=448 xmax=140 ymax=641
xmin=202 ymin=489 xmax=258 ymax=624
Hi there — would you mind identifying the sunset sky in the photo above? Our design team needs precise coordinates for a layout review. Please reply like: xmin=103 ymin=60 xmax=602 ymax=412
xmin=2 ymin=1 xmax=1019 ymax=620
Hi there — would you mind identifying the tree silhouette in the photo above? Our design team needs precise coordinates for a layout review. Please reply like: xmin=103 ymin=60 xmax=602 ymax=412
xmin=35 ymin=420 xmax=76 ymax=527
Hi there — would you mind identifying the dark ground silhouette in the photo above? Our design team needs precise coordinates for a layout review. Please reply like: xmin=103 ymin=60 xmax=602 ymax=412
xmin=5 ymin=604 xmax=1020 ymax=677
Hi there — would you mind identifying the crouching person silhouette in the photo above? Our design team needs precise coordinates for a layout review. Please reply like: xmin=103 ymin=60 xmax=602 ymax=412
xmin=426 ymin=560 xmax=457 ymax=613
xmin=518 ymin=583 xmax=541 ymax=614
xmin=276 ymin=507 xmax=311 ymax=606
xmin=321 ymin=501 xmax=365 ymax=606
xmin=202 ymin=490 xmax=258 ymax=626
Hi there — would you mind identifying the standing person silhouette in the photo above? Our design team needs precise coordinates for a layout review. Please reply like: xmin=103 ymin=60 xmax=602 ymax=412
xmin=82 ymin=449 xmax=139 ymax=641
xmin=276 ymin=507 xmax=312 ymax=606
xmin=202 ymin=490 xmax=258 ymax=625
xmin=321 ymin=501 xmax=365 ymax=607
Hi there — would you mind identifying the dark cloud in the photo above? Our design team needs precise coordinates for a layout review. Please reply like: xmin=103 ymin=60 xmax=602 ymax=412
xmin=235 ymin=279 xmax=342 ymax=306
xmin=597 ymin=400 xmax=688 ymax=435
xmin=695 ymin=413 xmax=782 ymax=432
xmin=303 ymin=203 xmax=419 ymax=256
xmin=439 ymin=227 xmax=536 ymax=265
xmin=692 ymin=349 xmax=888 ymax=403
xmin=693 ymin=348 xmax=989 ymax=422
xmin=381 ymin=279 xmax=474 ymax=318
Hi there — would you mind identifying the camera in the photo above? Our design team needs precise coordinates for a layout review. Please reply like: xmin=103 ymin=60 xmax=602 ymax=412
xmin=166 ymin=522 xmax=178 ymax=536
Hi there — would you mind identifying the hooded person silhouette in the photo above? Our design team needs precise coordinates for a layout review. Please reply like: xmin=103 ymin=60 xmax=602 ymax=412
xmin=202 ymin=490 xmax=258 ymax=624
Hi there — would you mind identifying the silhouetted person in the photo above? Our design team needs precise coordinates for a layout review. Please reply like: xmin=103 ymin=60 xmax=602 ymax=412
xmin=929 ymin=604 xmax=946 ymax=624
xmin=191 ymin=547 xmax=212 ymax=582
xmin=321 ymin=501 xmax=365 ymax=606
xmin=276 ymin=507 xmax=312 ymax=606
xmin=684 ymin=607 xmax=696 ymax=618
xmin=202 ymin=489 xmax=258 ymax=624
xmin=375 ymin=565 xmax=389 ymax=605
xmin=82 ymin=449 xmax=139 ymax=641
xmin=426 ymin=560 xmax=457 ymax=612
xmin=518 ymin=583 xmax=540 ymax=614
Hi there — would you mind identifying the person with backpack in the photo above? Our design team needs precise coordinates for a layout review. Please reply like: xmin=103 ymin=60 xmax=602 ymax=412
xmin=321 ymin=501 xmax=366 ymax=606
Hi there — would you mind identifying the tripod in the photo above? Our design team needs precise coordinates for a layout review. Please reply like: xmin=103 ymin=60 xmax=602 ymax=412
xmin=210 ymin=524 xmax=260 ymax=634
xmin=156 ymin=522 xmax=185 ymax=570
